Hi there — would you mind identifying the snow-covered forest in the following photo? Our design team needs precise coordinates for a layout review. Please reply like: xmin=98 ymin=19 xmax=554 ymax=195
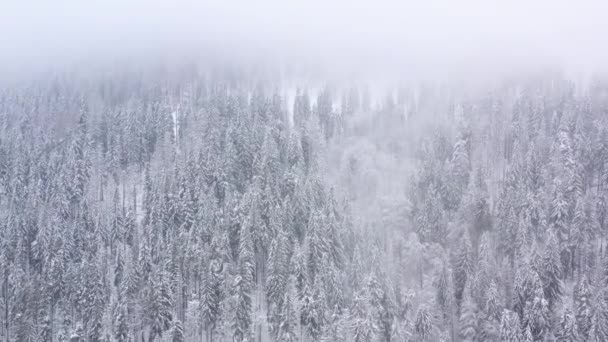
xmin=1 ymin=69 xmax=608 ymax=342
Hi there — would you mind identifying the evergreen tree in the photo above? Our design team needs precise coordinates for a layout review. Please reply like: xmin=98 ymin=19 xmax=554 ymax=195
xmin=233 ymin=222 xmax=254 ymax=342
xmin=114 ymin=301 xmax=129 ymax=342
xmin=171 ymin=319 xmax=185 ymax=342
xmin=574 ymin=276 xmax=593 ymax=339
xmin=589 ymin=297 xmax=608 ymax=342
xmin=143 ymin=267 xmax=173 ymax=341
xmin=481 ymin=281 xmax=501 ymax=341
xmin=201 ymin=259 xmax=222 ymax=341
xmin=555 ymin=308 xmax=580 ymax=342
xmin=539 ymin=231 xmax=563 ymax=310
xmin=414 ymin=305 xmax=434 ymax=341
xmin=453 ymin=233 xmax=473 ymax=308
xmin=500 ymin=309 xmax=521 ymax=342
xmin=523 ymin=325 xmax=534 ymax=342
xmin=433 ymin=258 xmax=452 ymax=321
xmin=276 ymin=277 xmax=299 ymax=342
xmin=447 ymin=129 xmax=471 ymax=208
xmin=522 ymin=286 xmax=550 ymax=341
xmin=352 ymin=292 xmax=375 ymax=342
xmin=459 ymin=286 xmax=479 ymax=342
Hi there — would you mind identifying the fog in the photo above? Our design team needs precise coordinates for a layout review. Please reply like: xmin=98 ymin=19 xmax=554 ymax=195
xmin=2 ymin=0 xmax=608 ymax=81
xmin=4 ymin=2 xmax=608 ymax=342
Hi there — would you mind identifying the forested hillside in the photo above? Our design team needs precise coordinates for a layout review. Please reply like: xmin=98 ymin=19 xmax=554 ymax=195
xmin=1 ymin=72 xmax=608 ymax=342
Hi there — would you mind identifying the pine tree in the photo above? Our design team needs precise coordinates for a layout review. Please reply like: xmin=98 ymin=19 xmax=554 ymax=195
xmin=523 ymin=286 xmax=550 ymax=341
xmin=71 ymin=110 xmax=91 ymax=204
xmin=485 ymin=281 xmax=501 ymax=321
xmin=447 ymin=129 xmax=471 ymax=208
xmin=277 ymin=277 xmax=299 ymax=342
xmin=555 ymin=308 xmax=580 ymax=342
xmin=500 ymin=309 xmax=521 ymax=342
xmin=539 ymin=231 xmax=563 ymax=310
xmin=81 ymin=259 xmax=105 ymax=342
xmin=433 ymin=258 xmax=452 ymax=321
xmin=266 ymin=225 xmax=289 ymax=312
xmin=574 ymin=276 xmax=592 ymax=339
xmin=233 ymin=222 xmax=254 ymax=342
xmin=307 ymin=212 xmax=329 ymax=285
xmin=416 ymin=183 xmax=446 ymax=244
xmin=114 ymin=301 xmax=129 ymax=342
xmin=481 ymin=281 xmax=501 ymax=341
xmin=114 ymin=250 xmax=125 ymax=288
xmin=351 ymin=291 xmax=375 ymax=342
xmin=201 ymin=260 xmax=222 ymax=340
xmin=300 ymin=285 xmax=325 ymax=341
xmin=143 ymin=267 xmax=173 ymax=341
xmin=523 ymin=325 xmax=534 ymax=342
xmin=589 ymin=296 xmax=608 ymax=342
xmin=459 ymin=286 xmax=479 ymax=342
xmin=171 ymin=319 xmax=185 ymax=342
xmin=453 ymin=233 xmax=473 ymax=308
xmin=367 ymin=275 xmax=394 ymax=342
xmin=551 ymin=178 xmax=570 ymax=242
xmin=514 ymin=263 xmax=541 ymax=320
xmin=414 ymin=305 xmax=433 ymax=341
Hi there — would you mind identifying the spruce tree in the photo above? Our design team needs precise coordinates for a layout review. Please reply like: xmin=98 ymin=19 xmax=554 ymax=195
xmin=453 ymin=233 xmax=473 ymax=308
xmin=555 ymin=308 xmax=580 ymax=342
xmin=414 ymin=305 xmax=434 ymax=341
xmin=352 ymin=291 xmax=375 ymax=342
xmin=540 ymin=231 xmax=563 ymax=310
xmin=459 ymin=285 xmax=479 ymax=342
xmin=499 ymin=309 xmax=521 ymax=342
xmin=277 ymin=276 xmax=299 ymax=342
xmin=574 ymin=276 xmax=592 ymax=339
xmin=233 ymin=222 xmax=254 ymax=342
xmin=171 ymin=319 xmax=185 ymax=342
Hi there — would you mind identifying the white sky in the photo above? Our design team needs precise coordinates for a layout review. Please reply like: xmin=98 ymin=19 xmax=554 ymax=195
xmin=1 ymin=0 xmax=607 ymax=80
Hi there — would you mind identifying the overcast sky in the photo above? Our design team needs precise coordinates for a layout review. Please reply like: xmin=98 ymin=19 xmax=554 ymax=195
xmin=1 ymin=0 xmax=607 ymax=80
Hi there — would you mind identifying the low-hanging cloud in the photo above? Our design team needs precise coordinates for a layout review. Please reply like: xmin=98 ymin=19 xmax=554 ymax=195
xmin=1 ymin=0 xmax=607 ymax=81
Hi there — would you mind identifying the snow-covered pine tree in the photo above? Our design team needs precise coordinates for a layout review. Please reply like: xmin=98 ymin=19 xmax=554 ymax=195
xmin=233 ymin=218 xmax=254 ymax=342
xmin=453 ymin=232 xmax=473 ymax=309
xmin=574 ymin=276 xmax=593 ymax=339
xmin=539 ymin=231 xmax=563 ymax=310
xmin=459 ymin=284 xmax=479 ymax=342
xmin=414 ymin=305 xmax=434 ymax=341
xmin=499 ymin=309 xmax=521 ymax=341
xmin=555 ymin=307 xmax=580 ymax=342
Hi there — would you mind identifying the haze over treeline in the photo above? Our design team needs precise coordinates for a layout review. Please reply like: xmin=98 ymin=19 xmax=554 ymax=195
xmin=2 ymin=2 xmax=608 ymax=342
xmin=2 ymin=0 xmax=608 ymax=81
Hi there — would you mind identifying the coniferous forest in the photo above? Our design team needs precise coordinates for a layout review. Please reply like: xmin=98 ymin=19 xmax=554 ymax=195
xmin=1 ymin=70 xmax=608 ymax=342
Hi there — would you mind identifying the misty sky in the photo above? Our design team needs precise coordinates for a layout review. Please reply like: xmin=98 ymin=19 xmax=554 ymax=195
xmin=1 ymin=0 xmax=607 ymax=80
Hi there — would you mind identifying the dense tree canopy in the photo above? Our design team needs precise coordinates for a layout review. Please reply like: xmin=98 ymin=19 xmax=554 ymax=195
xmin=1 ymin=71 xmax=608 ymax=342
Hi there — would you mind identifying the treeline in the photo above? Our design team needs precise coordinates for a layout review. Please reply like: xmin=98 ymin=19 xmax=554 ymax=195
xmin=405 ymin=78 xmax=608 ymax=341
xmin=1 ymin=73 xmax=608 ymax=342
xmin=0 ymin=79 xmax=361 ymax=342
